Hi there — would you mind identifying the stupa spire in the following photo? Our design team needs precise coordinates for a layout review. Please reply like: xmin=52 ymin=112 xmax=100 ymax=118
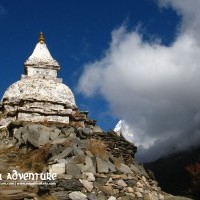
xmin=39 ymin=32 xmax=45 ymax=44
xmin=24 ymin=32 xmax=60 ymax=69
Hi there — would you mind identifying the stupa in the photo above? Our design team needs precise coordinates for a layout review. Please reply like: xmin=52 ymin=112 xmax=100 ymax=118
xmin=0 ymin=33 xmax=94 ymax=133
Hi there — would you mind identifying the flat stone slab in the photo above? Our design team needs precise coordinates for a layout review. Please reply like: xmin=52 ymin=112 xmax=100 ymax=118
xmin=49 ymin=147 xmax=73 ymax=161
xmin=49 ymin=163 xmax=66 ymax=174
xmin=51 ymin=138 xmax=67 ymax=145
xmin=96 ymin=157 xmax=109 ymax=173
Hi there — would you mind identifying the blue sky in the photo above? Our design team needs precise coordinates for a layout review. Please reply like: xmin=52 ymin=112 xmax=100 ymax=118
xmin=3 ymin=0 xmax=200 ymax=161
xmin=0 ymin=0 xmax=179 ymax=131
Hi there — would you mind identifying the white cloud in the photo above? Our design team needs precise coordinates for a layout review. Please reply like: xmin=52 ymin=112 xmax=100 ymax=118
xmin=78 ymin=0 xmax=200 ymax=161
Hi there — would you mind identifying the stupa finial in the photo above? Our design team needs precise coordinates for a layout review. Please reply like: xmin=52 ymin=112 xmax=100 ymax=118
xmin=39 ymin=32 xmax=45 ymax=44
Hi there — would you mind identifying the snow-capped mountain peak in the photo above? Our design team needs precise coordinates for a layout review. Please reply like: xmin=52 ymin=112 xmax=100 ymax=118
xmin=114 ymin=120 xmax=135 ymax=143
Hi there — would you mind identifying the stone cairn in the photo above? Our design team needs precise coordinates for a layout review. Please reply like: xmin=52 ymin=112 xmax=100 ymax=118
xmin=0 ymin=34 xmax=191 ymax=200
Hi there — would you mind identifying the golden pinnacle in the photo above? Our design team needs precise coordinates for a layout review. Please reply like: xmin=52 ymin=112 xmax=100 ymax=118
xmin=39 ymin=32 xmax=45 ymax=44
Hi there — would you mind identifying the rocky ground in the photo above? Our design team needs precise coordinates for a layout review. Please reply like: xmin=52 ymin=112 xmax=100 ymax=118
xmin=0 ymin=122 xmax=194 ymax=200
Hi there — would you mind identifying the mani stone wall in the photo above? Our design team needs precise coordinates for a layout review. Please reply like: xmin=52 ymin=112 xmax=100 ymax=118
xmin=0 ymin=33 xmax=94 ymax=134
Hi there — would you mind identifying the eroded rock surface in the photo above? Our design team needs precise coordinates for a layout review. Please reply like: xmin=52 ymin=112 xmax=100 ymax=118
xmin=0 ymin=122 xmax=193 ymax=200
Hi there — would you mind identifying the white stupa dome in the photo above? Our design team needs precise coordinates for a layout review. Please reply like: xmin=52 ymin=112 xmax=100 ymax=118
xmin=2 ymin=32 xmax=76 ymax=107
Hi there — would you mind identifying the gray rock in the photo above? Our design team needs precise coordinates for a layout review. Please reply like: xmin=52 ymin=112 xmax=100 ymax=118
xmin=79 ymin=156 xmax=96 ymax=174
xmin=73 ymin=147 xmax=85 ymax=163
xmin=57 ymin=174 xmax=73 ymax=180
xmin=117 ymin=163 xmax=133 ymax=174
xmin=86 ymin=150 xmax=93 ymax=157
xmin=49 ymin=147 xmax=73 ymax=161
xmin=135 ymin=191 xmax=143 ymax=198
xmin=130 ymin=162 xmax=149 ymax=177
xmin=87 ymin=193 xmax=98 ymax=200
xmin=51 ymin=138 xmax=66 ymax=145
xmin=22 ymin=132 xmax=28 ymax=144
xmin=51 ymin=191 xmax=69 ymax=200
xmin=28 ymin=131 xmax=49 ymax=147
xmin=93 ymin=126 xmax=103 ymax=133
xmin=49 ymin=144 xmax=65 ymax=156
xmin=82 ymin=172 xmax=95 ymax=182
xmin=78 ymin=128 xmax=92 ymax=139
xmin=50 ymin=131 xmax=60 ymax=140
xmin=97 ymin=192 xmax=107 ymax=200
xmin=69 ymin=132 xmax=76 ymax=138
xmin=95 ymin=177 xmax=109 ymax=186
xmin=76 ymin=128 xmax=87 ymax=139
xmin=107 ymin=160 xmax=116 ymax=172
xmin=108 ymin=197 xmax=116 ymax=200
xmin=63 ymin=127 xmax=75 ymax=137
xmin=52 ymin=127 xmax=62 ymax=134
xmin=56 ymin=133 xmax=66 ymax=139
xmin=26 ymin=124 xmax=50 ymax=147
xmin=96 ymin=157 xmax=115 ymax=173
xmin=144 ymin=193 xmax=158 ymax=200
xmin=82 ymin=127 xmax=92 ymax=135
xmin=81 ymin=156 xmax=96 ymax=174
xmin=99 ymin=185 xmax=114 ymax=196
xmin=119 ymin=196 xmax=132 ymax=200
xmin=69 ymin=191 xmax=87 ymax=200
xmin=58 ymin=159 xmax=69 ymax=164
xmin=66 ymin=163 xmax=81 ymax=177
xmin=96 ymin=157 xmax=109 ymax=173
xmin=26 ymin=123 xmax=48 ymax=133
xmin=79 ymin=140 xmax=88 ymax=148
xmin=117 ymin=179 xmax=127 ymax=187
xmin=14 ymin=127 xmax=23 ymax=141
xmin=14 ymin=128 xmax=23 ymax=146
xmin=49 ymin=163 xmax=66 ymax=174
xmin=58 ymin=179 xmax=83 ymax=190
xmin=124 ymin=179 xmax=137 ymax=187
xmin=79 ymin=179 xmax=93 ymax=192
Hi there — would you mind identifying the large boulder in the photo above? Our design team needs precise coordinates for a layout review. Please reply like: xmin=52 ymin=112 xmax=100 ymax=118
xmin=26 ymin=124 xmax=50 ymax=147
xmin=14 ymin=124 xmax=52 ymax=147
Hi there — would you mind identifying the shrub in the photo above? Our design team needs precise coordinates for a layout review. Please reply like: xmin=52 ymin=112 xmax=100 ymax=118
xmin=87 ymin=139 xmax=109 ymax=160
xmin=185 ymin=162 xmax=200 ymax=199
xmin=17 ymin=143 xmax=51 ymax=172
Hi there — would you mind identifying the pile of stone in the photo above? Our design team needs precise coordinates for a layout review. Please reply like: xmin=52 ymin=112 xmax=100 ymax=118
xmin=0 ymin=34 xmax=193 ymax=200
xmin=0 ymin=122 xmax=176 ymax=200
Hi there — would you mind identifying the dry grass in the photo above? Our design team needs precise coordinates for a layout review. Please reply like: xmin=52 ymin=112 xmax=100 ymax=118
xmin=112 ymin=156 xmax=124 ymax=167
xmin=0 ymin=144 xmax=51 ymax=174
xmin=87 ymin=139 xmax=109 ymax=160
xmin=40 ymin=120 xmax=51 ymax=127
xmin=0 ymin=146 xmax=17 ymax=155
xmin=16 ymin=143 xmax=51 ymax=172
